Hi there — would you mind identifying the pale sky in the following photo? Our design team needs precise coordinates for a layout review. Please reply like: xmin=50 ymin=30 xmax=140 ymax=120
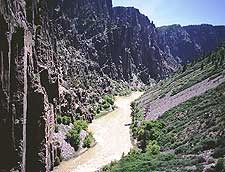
xmin=112 ymin=0 xmax=225 ymax=27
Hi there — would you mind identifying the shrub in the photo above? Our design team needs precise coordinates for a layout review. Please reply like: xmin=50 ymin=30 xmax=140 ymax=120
xmin=157 ymin=153 xmax=175 ymax=161
xmin=62 ymin=116 xmax=71 ymax=125
xmin=175 ymin=144 xmax=190 ymax=155
xmin=96 ymin=107 xmax=101 ymax=114
xmin=137 ymin=121 xmax=164 ymax=150
xmin=146 ymin=141 xmax=160 ymax=155
xmin=73 ymin=120 xmax=88 ymax=133
xmin=67 ymin=129 xmax=80 ymax=151
xmin=216 ymin=136 xmax=225 ymax=147
xmin=103 ymin=95 xmax=114 ymax=105
xmin=57 ymin=115 xmax=71 ymax=125
xmin=130 ymin=101 xmax=136 ymax=108
xmin=83 ymin=132 xmax=94 ymax=148
xmin=102 ymin=102 xmax=110 ymax=109
xmin=202 ymin=137 xmax=217 ymax=150
xmin=128 ymin=148 xmax=141 ymax=156
xmin=57 ymin=116 xmax=62 ymax=124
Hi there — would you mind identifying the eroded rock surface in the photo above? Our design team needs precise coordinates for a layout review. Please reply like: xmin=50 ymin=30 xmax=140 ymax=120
xmin=158 ymin=24 xmax=225 ymax=64
xmin=0 ymin=0 xmax=225 ymax=171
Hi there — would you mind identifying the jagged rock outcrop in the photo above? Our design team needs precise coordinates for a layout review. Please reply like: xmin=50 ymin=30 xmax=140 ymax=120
xmin=158 ymin=24 xmax=225 ymax=63
xmin=54 ymin=0 xmax=178 ymax=83
xmin=0 ymin=0 xmax=59 ymax=171
xmin=0 ymin=0 xmax=225 ymax=171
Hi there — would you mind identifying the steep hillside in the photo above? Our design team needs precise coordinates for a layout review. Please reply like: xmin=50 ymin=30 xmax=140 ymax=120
xmin=0 ymin=0 xmax=130 ymax=171
xmin=104 ymin=83 xmax=225 ymax=172
xmin=103 ymin=46 xmax=225 ymax=172
xmin=158 ymin=24 xmax=225 ymax=64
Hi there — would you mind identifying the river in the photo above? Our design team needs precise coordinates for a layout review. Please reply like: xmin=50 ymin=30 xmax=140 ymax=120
xmin=54 ymin=91 xmax=143 ymax=172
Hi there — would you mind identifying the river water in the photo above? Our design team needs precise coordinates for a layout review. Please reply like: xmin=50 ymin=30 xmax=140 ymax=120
xmin=55 ymin=92 xmax=143 ymax=172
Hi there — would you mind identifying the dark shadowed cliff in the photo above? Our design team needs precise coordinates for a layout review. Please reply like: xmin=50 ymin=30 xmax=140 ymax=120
xmin=0 ymin=0 xmax=225 ymax=171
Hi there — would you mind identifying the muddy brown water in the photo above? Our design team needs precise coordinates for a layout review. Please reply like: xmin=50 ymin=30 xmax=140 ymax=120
xmin=54 ymin=92 xmax=143 ymax=172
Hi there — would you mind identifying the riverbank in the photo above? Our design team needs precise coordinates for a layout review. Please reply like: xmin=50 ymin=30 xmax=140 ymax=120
xmin=53 ymin=92 xmax=143 ymax=172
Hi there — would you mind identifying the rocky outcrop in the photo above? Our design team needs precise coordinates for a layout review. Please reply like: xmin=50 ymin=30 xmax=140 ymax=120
xmin=0 ymin=0 xmax=225 ymax=171
xmin=110 ymin=7 xmax=177 ymax=81
xmin=0 ymin=1 xmax=134 ymax=171
xmin=158 ymin=24 xmax=225 ymax=63
xmin=0 ymin=0 xmax=58 ymax=171
xmin=54 ymin=0 xmax=178 ymax=84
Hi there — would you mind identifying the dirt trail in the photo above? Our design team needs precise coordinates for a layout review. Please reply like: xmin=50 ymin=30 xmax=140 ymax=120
xmin=145 ymin=75 xmax=225 ymax=120
xmin=54 ymin=92 xmax=143 ymax=172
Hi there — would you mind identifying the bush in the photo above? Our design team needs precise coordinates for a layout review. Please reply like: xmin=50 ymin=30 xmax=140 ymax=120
xmin=67 ymin=129 xmax=81 ymax=151
xmin=146 ymin=141 xmax=160 ymax=155
xmin=57 ymin=116 xmax=62 ymax=124
xmin=83 ymin=132 xmax=94 ymax=148
xmin=175 ymin=144 xmax=190 ymax=154
xmin=137 ymin=121 xmax=164 ymax=150
xmin=202 ymin=138 xmax=217 ymax=150
xmin=73 ymin=120 xmax=88 ymax=133
xmin=62 ymin=116 xmax=71 ymax=125
xmin=96 ymin=107 xmax=101 ymax=114
xmin=57 ymin=115 xmax=71 ymax=125
xmin=103 ymin=95 xmax=115 ymax=105
xmin=67 ymin=120 xmax=90 ymax=150
xmin=102 ymin=102 xmax=110 ymax=109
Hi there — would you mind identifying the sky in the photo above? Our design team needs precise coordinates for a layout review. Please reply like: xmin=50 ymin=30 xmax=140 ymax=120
xmin=112 ymin=0 xmax=225 ymax=27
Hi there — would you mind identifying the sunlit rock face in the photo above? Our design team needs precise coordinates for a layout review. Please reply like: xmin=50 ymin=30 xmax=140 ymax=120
xmin=158 ymin=24 xmax=225 ymax=64
xmin=55 ymin=0 xmax=178 ymax=83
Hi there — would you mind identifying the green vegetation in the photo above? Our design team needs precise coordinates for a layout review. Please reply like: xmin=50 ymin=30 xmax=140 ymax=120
xmin=66 ymin=120 xmax=93 ymax=150
xmin=156 ymin=83 xmax=225 ymax=155
xmin=103 ymin=151 xmax=197 ymax=172
xmin=135 ymin=120 xmax=164 ymax=151
xmin=104 ymin=81 xmax=225 ymax=171
xmin=73 ymin=120 xmax=88 ymax=133
xmin=140 ymin=46 xmax=225 ymax=102
xmin=103 ymin=95 xmax=115 ymax=105
xmin=83 ymin=132 xmax=94 ymax=148
xmin=146 ymin=140 xmax=160 ymax=155
xmin=57 ymin=115 xmax=72 ymax=125
xmin=66 ymin=128 xmax=81 ymax=151
xmin=95 ymin=94 xmax=116 ymax=118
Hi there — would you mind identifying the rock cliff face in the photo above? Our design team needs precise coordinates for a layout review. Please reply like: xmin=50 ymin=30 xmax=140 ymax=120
xmin=54 ymin=0 xmax=178 ymax=83
xmin=110 ymin=7 xmax=177 ymax=81
xmin=0 ymin=0 xmax=59 ymax=171
xmin=158 ymin=24 xmax=225 ymax=63
xmin=0 ymin=0 xmax=225 ymax=171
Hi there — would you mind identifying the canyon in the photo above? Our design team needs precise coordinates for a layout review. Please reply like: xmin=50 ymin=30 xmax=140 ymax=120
xmin=0 ymin=0 xmax=225 ymax=171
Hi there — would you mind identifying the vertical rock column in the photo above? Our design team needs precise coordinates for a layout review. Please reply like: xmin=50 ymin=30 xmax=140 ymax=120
xmin=0 ymin=0 xmax=58 ymax=171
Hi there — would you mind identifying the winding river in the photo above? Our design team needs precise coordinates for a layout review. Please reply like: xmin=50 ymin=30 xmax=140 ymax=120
xmin=55 ymin=92 xmax=143 ymax=172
